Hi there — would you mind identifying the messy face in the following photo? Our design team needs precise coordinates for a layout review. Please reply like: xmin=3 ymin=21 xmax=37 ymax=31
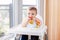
xmin=28 ymin=10 xmax=37 ymax=20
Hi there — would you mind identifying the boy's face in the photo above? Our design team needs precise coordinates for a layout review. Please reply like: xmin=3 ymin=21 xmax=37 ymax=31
xmin=28 ymin=10 xmax=37 ymax=19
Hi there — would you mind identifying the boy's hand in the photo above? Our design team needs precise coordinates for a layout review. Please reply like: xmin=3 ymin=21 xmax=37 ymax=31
xmin=22 ymin=17 xmax=30 ymax=27
xmin=27 ymin=17 xmax=31 ymax=22
xmin=35 ymin=18 xmax=41 ymax=26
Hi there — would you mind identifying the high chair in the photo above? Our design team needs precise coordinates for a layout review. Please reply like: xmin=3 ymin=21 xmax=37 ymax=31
xmin=14 ymin=15 xmax=47 ymax=40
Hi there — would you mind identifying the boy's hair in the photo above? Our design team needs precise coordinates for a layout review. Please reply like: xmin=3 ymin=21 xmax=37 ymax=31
xmin=29 ymin=7 xmax=37 ymax=13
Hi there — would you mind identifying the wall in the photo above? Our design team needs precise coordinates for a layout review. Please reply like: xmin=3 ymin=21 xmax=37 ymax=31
xmin=46 ymin=0 xmax=60 ymax=40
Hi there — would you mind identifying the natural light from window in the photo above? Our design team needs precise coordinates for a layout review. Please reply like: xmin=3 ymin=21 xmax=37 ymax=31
xmin=0 ymin=0 xmax=12 ymax=4
xmin=0 ymin=0 xmax=12 ymax=35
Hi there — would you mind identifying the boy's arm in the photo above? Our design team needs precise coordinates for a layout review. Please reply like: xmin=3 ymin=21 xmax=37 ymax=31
xmin=21 ymin=18 xmax=28 ymax=27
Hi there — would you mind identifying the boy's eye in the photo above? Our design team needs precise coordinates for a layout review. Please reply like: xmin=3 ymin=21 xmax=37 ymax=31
xmin=32 ymin=13 xmax=34 ymax=15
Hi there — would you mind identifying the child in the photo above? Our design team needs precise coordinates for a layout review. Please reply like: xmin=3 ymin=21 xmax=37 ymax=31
xmin=21 ymin=7 xmax=41 ymax=40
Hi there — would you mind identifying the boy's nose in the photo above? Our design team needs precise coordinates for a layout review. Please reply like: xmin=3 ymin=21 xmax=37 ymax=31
xmin=29 ymin=15 xmax=33 ymax=17
xmin=29 ymin=16 xmax=33 ymax=18
xmin=29 ymin=15 xmax=32 ymax=17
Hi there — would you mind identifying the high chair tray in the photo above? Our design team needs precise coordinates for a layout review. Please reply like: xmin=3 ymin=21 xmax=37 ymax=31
xmin=9 ymin=24 xmax=47 ymax=36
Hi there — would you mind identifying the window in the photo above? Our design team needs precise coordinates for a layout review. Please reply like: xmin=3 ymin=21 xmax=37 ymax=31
xmin=0 ymin=0 xmax=12 ymax=34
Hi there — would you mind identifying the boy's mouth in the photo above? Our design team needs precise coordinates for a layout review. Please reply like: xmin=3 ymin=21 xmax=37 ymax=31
xmin=29 ymin=16 xmax=33 ymax=20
